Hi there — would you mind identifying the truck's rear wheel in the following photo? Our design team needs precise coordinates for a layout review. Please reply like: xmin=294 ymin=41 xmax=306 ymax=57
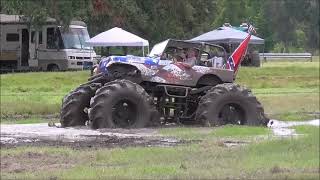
xmin=196 ymin=83 xmax=268 ymax=126
xmin=89 ymin=79 xmax=154 ymax=129
xmin=60 ymin=83 xmax=101 ymax=127
xmin=47 ymin=64 xmax=59 ymax=71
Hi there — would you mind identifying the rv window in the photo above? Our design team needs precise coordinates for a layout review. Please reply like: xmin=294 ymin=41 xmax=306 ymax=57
xmin=39 ymin=31 xmax=43 ymax=44
xmin=47 ymin=28 xmax=55 ymax=49
xmin=56 ymin=29 xmax=64 ymax=49
xmin=6 ymin=33 xmax=19 ymax=42
xmin=47 ymin=28 xmax=64 ymax=49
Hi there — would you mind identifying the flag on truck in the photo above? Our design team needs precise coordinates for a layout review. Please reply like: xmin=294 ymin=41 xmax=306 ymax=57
xmin=226 ymin=33 xmax=251 ymax=72
xmin=226 ymin=24 xmax=256 ymax=72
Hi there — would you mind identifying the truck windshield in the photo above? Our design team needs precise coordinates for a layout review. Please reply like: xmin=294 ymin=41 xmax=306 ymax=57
xmin=61 ymin=27 xmax=91 ymax=50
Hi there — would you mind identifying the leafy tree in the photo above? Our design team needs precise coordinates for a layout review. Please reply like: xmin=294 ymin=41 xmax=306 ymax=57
xmin=1 ymin=0 xmax=48 ymax=30
xmin=1 ymin=0 xmax=319 ymax=54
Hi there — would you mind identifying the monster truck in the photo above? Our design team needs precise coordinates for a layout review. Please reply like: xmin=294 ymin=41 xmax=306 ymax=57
xmin=61 ymin=38 xmax=268 ymax=129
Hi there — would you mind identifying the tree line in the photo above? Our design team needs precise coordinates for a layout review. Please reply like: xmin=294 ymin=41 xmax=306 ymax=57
xmin=1 ymin=0 xmax=319 ymax=54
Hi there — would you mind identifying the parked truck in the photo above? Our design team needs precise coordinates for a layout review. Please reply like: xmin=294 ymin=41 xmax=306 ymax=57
xmin=0 ymin=14 xmax=97 ymax=72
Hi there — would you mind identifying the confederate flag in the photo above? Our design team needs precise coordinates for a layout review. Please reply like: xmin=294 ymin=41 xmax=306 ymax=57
xmin=227 ymin=30 xmax=252 ymax=73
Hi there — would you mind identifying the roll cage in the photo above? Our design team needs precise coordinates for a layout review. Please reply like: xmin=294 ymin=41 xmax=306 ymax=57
xmin=150 ymin=39 xmax=228 ymax=67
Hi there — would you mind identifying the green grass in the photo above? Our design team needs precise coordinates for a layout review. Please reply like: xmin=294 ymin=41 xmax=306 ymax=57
xmin=211 ymin=125 xmax=270 ymax=137
xmin=0 ymin=117 xmax=59 ymax=124
xmin=0 ymin=61 xmax=319 ymax=121
xmin=236 ymin=61 xmax=319 ymax=90
xmin=1 ymin=95 xmax=61 ymax=117
xmin=158 ymin=125 xmax=270 ymax=140
xmin=0 ymin=71 xmax=89 ymax=117
xmin=294 ymin=125 xmax=319 ymax=134
xmin=1 ymin=126 xmax=318 ymax=179
xmin=241 ymin=126 xmax=319 ymax=179
xmin=258 ymin=93 xmax=319 ymax=121
xmin=158 ymin=127 xmax=211 ymax=140
xmin=0 ymin=71 xmax=89 ymax=94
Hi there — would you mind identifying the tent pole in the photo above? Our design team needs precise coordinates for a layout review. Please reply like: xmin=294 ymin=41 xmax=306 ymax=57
xmin=262 ymin=43 xmax=265 ymax=67
xmin=89 ymin=46 xmax=92 ymax=70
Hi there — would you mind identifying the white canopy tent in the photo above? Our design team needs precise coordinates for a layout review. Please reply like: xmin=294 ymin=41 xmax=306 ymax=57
xmin=86 ymin=27 xmax=149 ymax=56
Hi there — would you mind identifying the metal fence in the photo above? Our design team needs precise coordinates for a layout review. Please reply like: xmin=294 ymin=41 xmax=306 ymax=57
xmin=259 ymin=53 xmax=312 ymax=61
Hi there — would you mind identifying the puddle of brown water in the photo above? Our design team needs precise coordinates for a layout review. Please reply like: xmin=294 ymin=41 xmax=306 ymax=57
xmin=267 ymin=119 xmax=319 ymax=136
xmin=0 ymin=123 xmax=199 ymax=148
xmin=3 ymin=119 xmax=317 ymax=148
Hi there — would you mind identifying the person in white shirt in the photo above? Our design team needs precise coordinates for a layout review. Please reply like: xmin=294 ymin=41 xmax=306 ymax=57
xmin=183 ymin=48 xmax=198 ymax=68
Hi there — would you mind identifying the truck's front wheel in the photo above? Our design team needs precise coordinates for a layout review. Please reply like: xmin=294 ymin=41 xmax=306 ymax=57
xmin=89 ymin=79 xmax=154 ymax=129
xmin=195 ymin=83 xmax=268 ymax=126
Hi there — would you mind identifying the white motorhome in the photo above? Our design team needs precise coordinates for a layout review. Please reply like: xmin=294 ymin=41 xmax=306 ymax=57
xmin=0 ymin=14 xmax=97 ymax=71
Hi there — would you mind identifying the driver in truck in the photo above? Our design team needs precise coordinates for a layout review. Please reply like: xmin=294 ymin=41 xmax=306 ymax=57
xmin=181 ymin=48 xmax=198 ymax=68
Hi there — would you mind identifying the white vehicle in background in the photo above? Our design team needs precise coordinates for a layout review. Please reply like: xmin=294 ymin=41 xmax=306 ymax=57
xmin=0 ymin=14 xmax=97 ymax=72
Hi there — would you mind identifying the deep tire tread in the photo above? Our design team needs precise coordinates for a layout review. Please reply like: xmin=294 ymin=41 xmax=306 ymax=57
xmin=89 ymin=79 xmax=158 ymax=129
xmin=60 ymin=83 xmax=101 ymax=127
xmin=196 ymin=83 xmax=268 ymax=126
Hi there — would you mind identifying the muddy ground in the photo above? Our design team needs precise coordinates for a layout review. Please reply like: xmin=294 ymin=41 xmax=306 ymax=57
xmin=0 ymin=123 xmax=200 ymax=149
xmin=1 ymin=120 xmax=319 ymax=176
xmin=1 ymin=151 xmax=80 ymax=174
xmin=0 ymin=124 xmax=200 ymax=176
xmin=1 ymin=119 xmax=319 ymax=149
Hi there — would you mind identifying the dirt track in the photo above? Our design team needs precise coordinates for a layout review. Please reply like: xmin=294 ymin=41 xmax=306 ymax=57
xmin=0 ymin=123 xmax=199 ymax=149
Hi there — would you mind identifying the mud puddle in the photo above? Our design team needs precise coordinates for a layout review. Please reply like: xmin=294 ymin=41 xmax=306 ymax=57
xmin=2 ymin=119 xmax=318 ymax=149
xmin=267 ymin=119 xmax=319 ymax=136
xmin=0 ymin=123 xmax=198 ymax=149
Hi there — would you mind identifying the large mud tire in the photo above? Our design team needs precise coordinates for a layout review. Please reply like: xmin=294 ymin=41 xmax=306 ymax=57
xmin=89 ymin=79 xmax=155 ymax=129
xmin=60 ymin=83 xmax=101 ymax=127
xmin=196 ymin=83 xmax=268 ymax=126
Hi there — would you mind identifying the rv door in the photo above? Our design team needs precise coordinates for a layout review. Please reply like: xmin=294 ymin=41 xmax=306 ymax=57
xmin=21 ymin=28 xmax=29 ymax=66
xmin=29 ymin=30 xmax=41 ymax=67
